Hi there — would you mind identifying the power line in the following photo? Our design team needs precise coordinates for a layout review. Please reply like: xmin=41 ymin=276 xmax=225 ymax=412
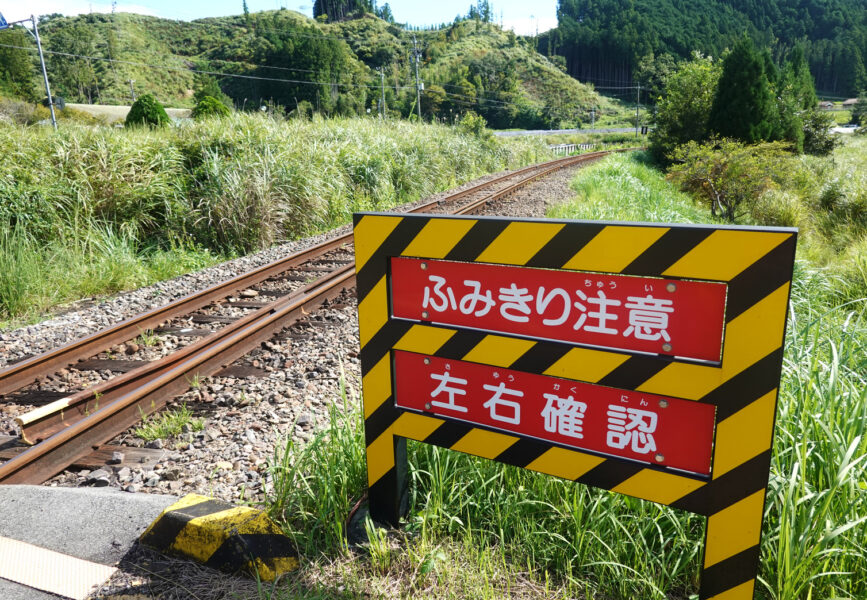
xmin=0 ymin=42 xmax=388 ymax=90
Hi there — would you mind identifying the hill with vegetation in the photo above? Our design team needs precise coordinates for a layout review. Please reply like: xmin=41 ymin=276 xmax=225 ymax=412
xmin=0 ymin=8 xmax=608 ymax=129
xmin=541 ymin=0 xmax=867 ymax=97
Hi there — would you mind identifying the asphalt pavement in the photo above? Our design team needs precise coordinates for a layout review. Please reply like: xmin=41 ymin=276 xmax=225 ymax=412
xmin=0 ymin=486 xmax=176 ymax=599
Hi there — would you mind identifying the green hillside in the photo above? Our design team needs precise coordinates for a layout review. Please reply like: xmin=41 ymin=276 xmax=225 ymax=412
xmin=1 ymin=9 xmax=606 ymax=129
xmin=542 ymin=0 xmax=867 ymax=97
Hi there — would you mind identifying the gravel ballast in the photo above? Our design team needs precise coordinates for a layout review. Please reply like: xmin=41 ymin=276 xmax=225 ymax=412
xmin=1 ymin=162 xmax=587 ymax=504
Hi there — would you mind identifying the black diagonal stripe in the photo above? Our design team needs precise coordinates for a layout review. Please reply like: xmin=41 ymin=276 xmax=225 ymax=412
xmin=576 ymin=459 xmax=645 ymax=490
xmin=494 ymin=437 xmax=550 ymax=468
xmin=424 ymin=420 xmax=472 ymax=448
xmin=725 ymin=234 xmax=796 ymax=323
xmin=139 ymin=499 xmax=230 ymax=550
xmin=701 ymin=348 xmax=783 ymax=421
xmin=360 ymin=321 xmax=413 ymax=376
xmin=444 ymin=220 xmax=510 ymax=262
xmin=205 ymin=534 xmax=298 ymax=573
xmin=700 ymin=545 xmax=761 ymax=599
xmin=508 ymin=341 xmax=572 ymax=375
xmin=364 ymin=397 xmax=399 ymax=445
xmin=596 ymin=355 xmax=671 ymax=390
xmin=356 ymin=216 xmax=430 ymax=302
xmin=524 ymin=223 xmax=605 ymax=269
xmin=670 ymin=450 xmax=772 ymax=516
xmin=433 ymin=330 xmax=489 ymax=360
xmin=367 ymin=462 xmax=407 ymax=527
xmin=621 ymin=228 xmax=714 ymax=276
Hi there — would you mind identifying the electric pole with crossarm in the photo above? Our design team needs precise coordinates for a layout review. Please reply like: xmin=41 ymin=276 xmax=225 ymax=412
xmin=0 ymin=14 xmax=57 ymax=130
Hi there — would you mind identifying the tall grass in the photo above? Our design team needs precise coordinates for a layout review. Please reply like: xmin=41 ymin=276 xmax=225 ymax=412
xmin=0 ymin=115 xmax=546 ymax=322
xmin=265 ymin=149 xmax=866 ymax=599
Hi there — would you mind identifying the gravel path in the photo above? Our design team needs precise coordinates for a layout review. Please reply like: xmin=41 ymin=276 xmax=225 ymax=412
xmin=1 ymin=162 xmax=586 ymax=505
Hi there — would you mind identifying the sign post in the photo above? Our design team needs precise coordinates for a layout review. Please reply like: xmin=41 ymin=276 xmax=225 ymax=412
xmin=355 ymin=213 xmax=796 ymax=600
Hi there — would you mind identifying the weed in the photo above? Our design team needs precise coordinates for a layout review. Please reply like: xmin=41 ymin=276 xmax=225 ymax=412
xmin=134 ymin=403 xmax=204 ymax=441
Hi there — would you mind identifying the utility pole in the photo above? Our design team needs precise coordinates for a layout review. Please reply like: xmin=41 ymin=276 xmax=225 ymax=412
xmin=635 ymin=83 xmax=641 ymax=137
xmin=412 ymin=35 xmax=422 ymax=120
xmin=590 ymin=108 xmax=596 ymax=128
xmin=3 ymin=15 xmax=58 ymax=129
xmin=128 ymin=79 xmax=136 ymax=102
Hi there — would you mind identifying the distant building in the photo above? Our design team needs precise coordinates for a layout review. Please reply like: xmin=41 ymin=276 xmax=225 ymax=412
xmin=842 ymin=98 xmax=859 ymax=107
xmin=818 ymin=101 xmax=834 ymax=109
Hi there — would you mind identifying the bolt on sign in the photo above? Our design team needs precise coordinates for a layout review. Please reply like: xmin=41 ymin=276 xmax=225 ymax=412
xmin=354 ymin=213 xmax=797 ymax=600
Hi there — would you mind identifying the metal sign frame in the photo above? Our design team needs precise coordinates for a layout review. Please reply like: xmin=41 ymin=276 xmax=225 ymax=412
xmin=355 ymin=212 xmax=797 ymax=600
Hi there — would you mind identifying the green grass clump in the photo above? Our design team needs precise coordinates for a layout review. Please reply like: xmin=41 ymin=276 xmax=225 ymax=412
xmin=134 ymin=403 xmax=204 ymax=441
xmin=548 ymin=151 xmax=716 ymax=224
xmin=0 ymin=114 xmax=545 ymax=323
xmin=263 ymin=148 xmax=865 ymax=599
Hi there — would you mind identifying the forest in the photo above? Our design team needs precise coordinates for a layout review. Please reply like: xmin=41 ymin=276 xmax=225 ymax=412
xmin=541 ymin=0 xmax=867 ymax=96
xmin=0 ymin=3 xmax=602 ymax=130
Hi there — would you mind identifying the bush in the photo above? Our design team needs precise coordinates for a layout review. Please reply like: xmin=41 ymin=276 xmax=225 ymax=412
xmin=667 ymin=138 xmax=791 ymax=221
xmin=125 ymin=94 xmax=170 ymax=128
xmin=191 ymin=96 xmax=230 ymax=120
xmin=803 ymin=110 xmax=839 ymax=155
xmin=456 ymin=111 xmax=490 ymax=139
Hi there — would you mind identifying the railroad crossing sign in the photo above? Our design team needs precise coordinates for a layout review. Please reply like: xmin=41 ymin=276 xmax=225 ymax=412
xmin=354 ymin=213 xmax=797 ymax=600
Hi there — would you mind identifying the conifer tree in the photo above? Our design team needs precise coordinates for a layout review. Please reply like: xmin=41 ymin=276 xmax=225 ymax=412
xmin=707 ymin=37 xmax=777 ymax=143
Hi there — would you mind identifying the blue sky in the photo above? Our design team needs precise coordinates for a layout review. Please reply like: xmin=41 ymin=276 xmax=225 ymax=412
xmin=4 ymin=1 xmax=557 ymax=35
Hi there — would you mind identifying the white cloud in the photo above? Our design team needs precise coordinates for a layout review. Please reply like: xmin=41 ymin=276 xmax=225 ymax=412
xmin=2 ymin=1 xmax=159 ymax=23
xmin=501 ymin=16 xmax=557 ymax=37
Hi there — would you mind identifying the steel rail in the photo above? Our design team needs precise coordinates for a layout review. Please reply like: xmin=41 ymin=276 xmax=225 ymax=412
xmin=0 ymin=150 xmax=613 ymax=484
xmin=0 ymin=266 xmax=354 ymax=484
xmin=0 ymin=154 xmax=587 ymax=398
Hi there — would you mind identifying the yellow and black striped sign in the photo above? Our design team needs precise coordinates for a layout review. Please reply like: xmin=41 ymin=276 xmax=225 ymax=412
xmin=140 ymin=494 xmax=299 ymax=581
xmin=355 ymin=213 xmax=797 ymax=600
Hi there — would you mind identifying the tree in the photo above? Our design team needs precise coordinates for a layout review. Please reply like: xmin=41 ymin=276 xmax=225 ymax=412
xmin=376 ymin=3 xmax=394 ymax=23
xmin=649 ymin=53 xmax=721 ymax=163
xmin=0 ymin=29 xmax=38 ymax=100
xmin=125 ymin=94 xmax=170 ymax=128
xmin=707 ymin=37 xmax=777 ymax=143
xmin=852 ymin=92 xmax=867 ymax=126
xmin=802 ymin=110 xmax=839 ymax=155
xmin=668 ymin=138 xmax=790 ymax=221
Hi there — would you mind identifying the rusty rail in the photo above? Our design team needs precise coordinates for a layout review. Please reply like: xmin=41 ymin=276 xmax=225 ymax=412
xmin=0 ymin=150 xmax=615 ymax=484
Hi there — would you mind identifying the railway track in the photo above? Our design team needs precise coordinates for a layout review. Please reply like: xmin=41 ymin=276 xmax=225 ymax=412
xmin=0 ymin=151 xmax=616 ymax=485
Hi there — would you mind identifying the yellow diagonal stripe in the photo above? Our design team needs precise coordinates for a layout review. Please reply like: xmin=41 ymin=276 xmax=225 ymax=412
xmin=562 ymin=225 xmax=668 ymax=273
xmin=172 ymin=507 xmax=254 ymax=563
xmin=354 ymin=215 xmax=403 ymax=271
xmin=704 ymin=490 xmax=766 ymax=568
xmin=713 ymin=389 xmax=777 ymax=479
xmin=451 ymin=428 xmax=519 ymax=459
xmin=474 ymin=222 xmax=565 ymax=265
xmin=527 ymin=447 xmax=605 ymax=480
xmin=707 ymin=579 xmax=755 ymax=600
xmin=664 ymin=230 xmax=792 ymax=280
xmin=638 ymin=283 xmax=790 ymax=400
xmin=462 ymin=335 xmax=536 ymax=367
xmin=612 ymin=470 xmax=706 ymax=505
xmin=401 ymin=219 xmax=477 ymax=258
xmin=367 ymin=413 xmax=446 ymax=486
xmin=358 ymin=276 xmax=389 ymax=348
xmin=367 ymin=428 xmax=398 ymax=486
xmin=544 ymin=347 xmax=630 ymax=383
xmin=164 ymin=494 xmax=210 ymax=512
xmin=362 ymin=355 xmax=392 ymax=419
xmin=393 ymin=412 xmax=445 ymax=442
xmin=393 ymin=325 xmax=456 ymax=355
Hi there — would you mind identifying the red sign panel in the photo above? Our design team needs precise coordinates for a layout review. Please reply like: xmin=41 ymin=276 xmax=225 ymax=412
xmin=390 ymin=257 xmax=727 ymax=363
xmin=393 ymin=351 xmax=716 ymax=475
